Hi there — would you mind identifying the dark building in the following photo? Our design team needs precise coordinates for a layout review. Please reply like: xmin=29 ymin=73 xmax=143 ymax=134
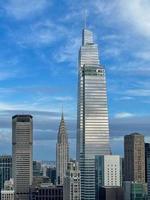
xmin=145 ymin=143 xmax=150 ymax=198
xmin=33 ymin=161 xmax=42 ymax=177
xmin=0 ymin=155 xmax=12 ymax=189
xmin=123 ymin=181 xmax=148 ymax=200
xmin=12 ymin=115 xmax=33 ymax=200
xmin=99 ymin=186 xmax=124 ymax=200
xmin=124 ymin=133 xmax=145 ymax=183
xmin=46 ymin=167 xmax=56 ymax=185
xmin=32 ymin=176 xmax=51 ymax=187
xmin=29 ymin=185 xmax=63 ymax=200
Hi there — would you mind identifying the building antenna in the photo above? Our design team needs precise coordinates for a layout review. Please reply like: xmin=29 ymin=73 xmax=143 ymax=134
xmin=61 ymin=104 xmax=64 ymax=119
xmin=83 ymin=0 xmax=88 ymax=28
xmin=84 ymin=9 xmax=87 ymax=29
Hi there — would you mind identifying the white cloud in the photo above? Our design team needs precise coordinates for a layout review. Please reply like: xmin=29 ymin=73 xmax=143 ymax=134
xmin=119 ymin=96 xmax=135 ymax=101
xmin=0 ymin=129 xmax=11 ymax=143
xmin=13 ymin=20 xmax=67 ymax=47
xmin=54 ymin=37 xmax=81 ymax=63
xmin=53 ymin=96 xmax=73 ymax=101
xmin=114 ymin=112 xmax=135 ymax=119
xmin=0 ymin=71 xmax=18 ymax=81
xmin=126 ymin=89 xmax=150 ymax=97
xmin=3 ymin=0 xmax=50 ymax=20
xmin=120 ymin=0 xmax=150 ymax=38
xmin=135 ymin=51 xmax=150 ymax=61
xmin=111 ymin=136 xmax=124 ymax=142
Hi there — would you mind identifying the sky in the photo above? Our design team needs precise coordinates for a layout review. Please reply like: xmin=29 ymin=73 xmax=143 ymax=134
xmin=0 ymin=0 xmax=150 ymax=160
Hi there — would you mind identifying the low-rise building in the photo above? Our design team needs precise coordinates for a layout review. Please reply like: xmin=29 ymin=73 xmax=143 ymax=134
xmin=1 ymin=190 xmax=14 ymax=200
xmin=29 ymin=185 xmax=63 ymax=200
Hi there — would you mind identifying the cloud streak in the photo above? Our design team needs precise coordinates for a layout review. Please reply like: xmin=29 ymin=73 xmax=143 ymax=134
xmin=3 ymin=0 xmax=51 ymax=20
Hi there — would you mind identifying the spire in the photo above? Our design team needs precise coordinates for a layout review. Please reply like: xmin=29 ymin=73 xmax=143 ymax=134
xmin=61 ymin=105 xmax=64 ymax=120
xmin=84 ymin=9 xmax=87 ymax=29
xmin=57 ymin=111 xmax=67 ymax=144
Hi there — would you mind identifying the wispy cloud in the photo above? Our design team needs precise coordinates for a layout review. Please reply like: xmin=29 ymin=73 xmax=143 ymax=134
xmin=114 ymin=112 xmax=135 ymax=119
xmin=120 ymin=0 xmax=150 ymax=38
xmin=135 ymin=51 xmax=150 ymax=61
xmin=53 ymin=96 xmax=73 ymax=101
xmin=12 ymin=20 xmax=67 ymax=47
xmin=53 ymin=36 xmax=81 ymax=63
xmin=3 ymin=0 xmax=51 ymax=20
xmin=126 ymin=89 xmax=150 ymax=97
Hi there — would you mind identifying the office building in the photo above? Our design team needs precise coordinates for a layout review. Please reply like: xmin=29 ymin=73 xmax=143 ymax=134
xmin=56 ymin=112 xmax=69 ymax=185
xmin=46 ymin=167 xmax=56 ymax=185
xmin=0 ymin=155 xmax=12 ymax=189
xmin=1 ymin=190 xmax=14 ymax=200
xmin=29 ymin=185 xmax=63 ymax=200
xmin=95 ymin=155 xmax=121 ymax=199
xmin=76 ymin=28 xmax=110 ymax=200
xmin=4 ymin=179 xmax=14 ymax=190
xmin=145 ymin=143 xmax=150 ymax=198
xmin=124 ymin=133 xmax=145 ymax=183
xmin=99 ymin=186 xmax=124 ymax=200
xmin=64 ymin=161 xmax=80 ymax=200
xmin=32 ymin=176 xmax=51 ymax=187
xmin=123 ymin=181 xmax=148 ymax=200
xmin=12 ymin=115 xmax=33 ymax=200
xmin=33 ymin=161 xmax=42 ymax=177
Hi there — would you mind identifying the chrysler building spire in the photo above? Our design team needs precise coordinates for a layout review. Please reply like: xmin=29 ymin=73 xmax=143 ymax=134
xmin=56 ymin=112 xmax=69 ymax=185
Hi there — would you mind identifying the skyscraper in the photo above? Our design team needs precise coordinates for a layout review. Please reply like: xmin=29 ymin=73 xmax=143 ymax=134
xmin=56 ymin=112 xmax=69 ymax=185
xmin=64 ymin=161 xmax=80 ymax=200
xmin=145 ymin=143 xmax=150 ymax=198
xmin=0 ymin=155 xmax=12 ymax=189
xmin=12 ymin=115 xmax=33 ymax=200
xmin=76 ymin=28 xmax=110 ymax=200
xmin=124 ymin=133 xmax=145 ymax=183
xmin=95 ymin=155 xmax=121 ymax=187
xmin=95 ymin=155 xmax=121 ymax=199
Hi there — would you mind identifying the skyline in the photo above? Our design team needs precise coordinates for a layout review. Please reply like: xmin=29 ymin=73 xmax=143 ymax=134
xmin=0 ymin=0 xmax=150 ymax=160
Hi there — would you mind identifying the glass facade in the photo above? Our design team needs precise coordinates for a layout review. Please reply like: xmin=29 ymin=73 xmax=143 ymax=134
xmin=0 ymin=156 xmax=12 ymax=189
xmin=77 ymin=29 xmax=110 ymax=200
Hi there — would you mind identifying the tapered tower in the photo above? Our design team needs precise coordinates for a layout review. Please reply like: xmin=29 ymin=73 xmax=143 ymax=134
xmin=56 ymin=112 xmax=69 ymax=185
xmin=76 ymin=28 xmax=110 ymax=199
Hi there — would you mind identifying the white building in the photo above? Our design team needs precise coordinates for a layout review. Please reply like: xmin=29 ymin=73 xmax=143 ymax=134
xmin=1 ymin=190 xmax=14 ymax=200
xmin=64 ymin=161 xmax=80 ymax=200
xmin=95 ymin=155 xmax=121 ymax=198
xmin=4 ymin=179 xmax=14 ymax=190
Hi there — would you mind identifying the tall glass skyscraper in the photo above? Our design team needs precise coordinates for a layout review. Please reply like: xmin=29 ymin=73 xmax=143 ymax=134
xmin=76 ymin=29 xmax=110 ymax=200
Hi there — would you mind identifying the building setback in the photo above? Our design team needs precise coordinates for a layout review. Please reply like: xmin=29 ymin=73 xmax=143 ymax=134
xmin=12 ymin=115 xmax=33 ymax=200
xmin=56 ymin=112 xmax=69 ymax=185
xmin=124 ymin=133 xmax=145 ymax=183
xmin=76 ymin=28 xmax=110 ymax=200
xmin=0 ymin=155 xmax=12 ymax=190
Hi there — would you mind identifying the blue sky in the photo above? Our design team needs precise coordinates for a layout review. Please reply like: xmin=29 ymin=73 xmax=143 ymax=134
xmin=0 ymin=0 xmax=150 ymax=160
